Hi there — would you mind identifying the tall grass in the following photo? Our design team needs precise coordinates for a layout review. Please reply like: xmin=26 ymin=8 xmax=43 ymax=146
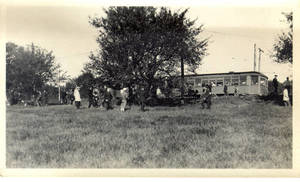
xmin=6 ymin=96 xmax=292 ymax=168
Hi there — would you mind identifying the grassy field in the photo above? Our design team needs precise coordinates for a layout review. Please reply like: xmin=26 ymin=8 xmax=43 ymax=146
xmin=6 ymin=96 xmax=292 ymax=168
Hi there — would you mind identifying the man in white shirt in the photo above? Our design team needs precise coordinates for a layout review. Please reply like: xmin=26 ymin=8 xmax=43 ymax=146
xmin=120 ymin=86 xmax=129 ymax=112
xmin=74 ymin=86 xmax=81 ymax=109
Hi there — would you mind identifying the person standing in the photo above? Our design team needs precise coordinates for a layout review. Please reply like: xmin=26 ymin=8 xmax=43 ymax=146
xmin=283 ymin=77 xmax=291 ymax=90
xmin=98 ymin=85 xmax=105 ymax=108
xmin=223 ymin=84 xmax=228 ymax=97
xmin=93 ymin=86 xmax=100 ymax=108
xmin=129 ymin=85 xmax=137 ymax=106
xmin=88 ymin=86 xmax=94 ymax=108
xmin=234 ymin=86 xmax=238 ymax=96
xmin=103 ymin=85 xmax=113 ymax=110
xmin=223 ymin=84 xmax=228 ymax=103
xmin=67 ymin=89 xmax=75 ymax=105
xmin=273 ymin=75 xmax=279 ymax=96
xmin=74 ymin=86 xmax=81 ymax=109
xmin=283 ymin=77 xmax=292 ymax=103
xmin=138 ymin=83 xmax=146 ymax=112
xmin=207 ymin=82 xmax=212 ymax=93
xmin=71 ymin=89 xmax=75 ymax=105
xmin=283 ymin=86 xmax=290 ymax=107
xmin=42 ymin=89 xmax=48 ymax=106
xmin=201 ymin=85 xmax=212 ymax=109
xmin=120 ymin=86 xmax=129 ymax=112
xmin=61 ymin=90 xmax=67 ymax=104
xmin=210 ymin=81 xmax=215 ymax=95
xmin=35 ymin=90 xmax=42 ymax=107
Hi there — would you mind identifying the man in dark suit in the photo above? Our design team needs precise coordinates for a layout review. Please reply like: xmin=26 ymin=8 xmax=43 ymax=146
xmin=137 ymin=83 xmax=146 ymax=112
xmin=273 ymin=75 xmax=279 ymax=96
xmin=88 ymin=86 xmax=94 ymax=108
xmin=103 ymin=86 xmax=113 ymax=110
xmin=201 ymin=85 xmax=212 ymax=109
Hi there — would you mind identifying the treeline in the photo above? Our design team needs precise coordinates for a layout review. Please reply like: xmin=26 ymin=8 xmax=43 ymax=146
xmin=6 ymin=42 xmax=63 ymax=104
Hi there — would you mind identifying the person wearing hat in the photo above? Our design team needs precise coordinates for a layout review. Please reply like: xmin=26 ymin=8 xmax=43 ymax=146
xmin=273 ymin=75 xmax=279 ymax=96
xmin=137 ymin=82 xmax=147 ymax=112
xmin=74 ymin=86 xmax=81 ymax=109
xmin=103 ymin=85 xmax=113 ymax=110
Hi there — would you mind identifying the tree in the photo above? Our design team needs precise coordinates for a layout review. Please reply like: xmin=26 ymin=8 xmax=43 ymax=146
xmin=272 ymin=12 xmax=293 ymax=64
xmin=51 ymin=67 xmax=70 ymax=102
xmin=65 ymin=79 xmax=77 ymax=91
xmin=87 ymin=7 xmax=208 ymax=94
xmin=6 ymin=42 xmax=59 ymax=100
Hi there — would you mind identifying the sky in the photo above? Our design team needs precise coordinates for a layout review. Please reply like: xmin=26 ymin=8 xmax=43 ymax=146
xmin=5 ymin=4 xmax=294 ymax=82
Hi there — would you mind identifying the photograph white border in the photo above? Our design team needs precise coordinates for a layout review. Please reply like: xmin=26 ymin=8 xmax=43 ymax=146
xmin=0 ymin=0 xmax=299 ymax=177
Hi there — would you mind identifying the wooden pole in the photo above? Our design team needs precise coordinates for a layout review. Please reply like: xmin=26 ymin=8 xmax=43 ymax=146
xmin=258 ymin=48 xmax=264 ymax=72
xmin=253 ymin=43 xmax=256 ymax=71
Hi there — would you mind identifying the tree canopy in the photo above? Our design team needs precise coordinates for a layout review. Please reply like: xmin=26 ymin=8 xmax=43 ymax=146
xmin=272 ymin=12 xmax=293 ymax=64
xmin=87 ymin=7 xmax=208 ymax=89
xmin=6 ymin=42 xmax=60 ymax=99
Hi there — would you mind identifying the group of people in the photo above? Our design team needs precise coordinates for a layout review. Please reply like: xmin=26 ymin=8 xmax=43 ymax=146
xmin=6 ymin=88 xmax=49 ymax=107
xmin=9 ymin=75 xmax=292 ymax=109
xmin=272 ymin=75 xmax=292 ymax=107
xmin=6 ymin=89 xmax=23 ymax=105
xmin=200 ymin=81 xmax=240 ymax=109
xmin=86 ymin=85 xmax=114 ymax=110
xmin=33 ymin=90 xmax=49 ymax=106
xmin=76 ymin=83 xmax=147 ymax=112
xmin=223 ymin=84 xmax=239 ymax=97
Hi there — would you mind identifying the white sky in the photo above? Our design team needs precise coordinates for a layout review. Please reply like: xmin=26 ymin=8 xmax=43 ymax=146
xmin=5 ymin=3 xmax=294 ymax=82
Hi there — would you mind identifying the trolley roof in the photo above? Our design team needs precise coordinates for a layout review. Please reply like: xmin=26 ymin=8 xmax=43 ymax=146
xmin=183 ymin=71 xmax=268 ymax=79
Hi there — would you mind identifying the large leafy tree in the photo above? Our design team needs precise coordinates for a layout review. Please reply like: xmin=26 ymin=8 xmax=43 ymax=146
xmin=6 ymin=42 xmax=59 ymax=99
xmin=87 ymin=7 xmax=208 ymax=92
xmin=272 ymin=12 xmax=293 ymax=64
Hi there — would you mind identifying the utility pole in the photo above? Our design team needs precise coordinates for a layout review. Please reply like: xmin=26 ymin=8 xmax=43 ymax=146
xmin=258 ymin=48 xmax=264 ymax=72
xmin=253 ymin=43 xmax=256 ymax=71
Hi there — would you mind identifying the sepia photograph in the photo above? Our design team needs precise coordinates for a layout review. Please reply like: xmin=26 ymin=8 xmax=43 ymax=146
xmin=1 ymin=0 xmax=299 ymax=177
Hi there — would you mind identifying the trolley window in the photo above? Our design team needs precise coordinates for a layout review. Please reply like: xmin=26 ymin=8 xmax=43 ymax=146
xmin=209 ymin=80 xmax=216 ymax=86
xmin=260 ymin=77 xmax=267 ymax=86
xmin=216 ymin=79 xmax=224 ymax=86
xmin=202 ymin=79 xmax=209 ymax=87
xmin=186 ymin=80 xmax=194 ymax=87
xmin=185 ymin=77 xmax=194 ymax=82
xmin=240 ymin=75 xmax=247 ymax=86
xmin=251 ymin=75 xmax=258 ymax=85
xmin=232 ymin=76 xmax=239 ymax=86
xmin=224 ymin=76 xmax=231 ymax=85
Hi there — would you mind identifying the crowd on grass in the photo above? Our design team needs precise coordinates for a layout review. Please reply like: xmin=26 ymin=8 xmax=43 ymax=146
xmin=6 ymin=75 xmax=292 ymax=111
xmin=272 ymin=75 xmax=292 ymax=107
xmin=6 ymin=81 xmax=216 ymax=111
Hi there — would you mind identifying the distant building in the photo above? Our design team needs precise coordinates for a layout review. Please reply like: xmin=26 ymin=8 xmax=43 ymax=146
xmin=182 ymin=71 xmax=268 ymax=96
